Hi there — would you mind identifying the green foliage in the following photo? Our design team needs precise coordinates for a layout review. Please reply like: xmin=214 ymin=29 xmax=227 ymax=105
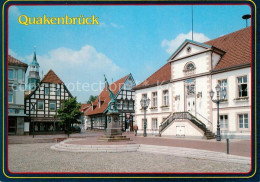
xmin=86 ymin=95 xmax=98 ymax=104
xmin=57 ymin=97 xmax=83 ymax=136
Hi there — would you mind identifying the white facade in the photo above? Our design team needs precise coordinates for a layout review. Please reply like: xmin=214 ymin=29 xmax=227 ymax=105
xmin=8 ymin=60 xmax=28 ymax=135
xmin=135 ymin=39 xmax=251 ymax=139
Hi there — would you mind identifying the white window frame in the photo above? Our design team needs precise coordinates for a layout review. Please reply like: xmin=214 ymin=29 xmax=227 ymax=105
xmin=17 ymin=69 xmax=24 ymax=82
xmin=152 ymin=118 xmax=158 ymax=130
xmin=220 ymin=115 xmax=228 ymax=130
xmin=218 ymin=79 xmax=227 ymax=100
xmin=8 ymin=69 xmax=14 ymax=80
xmin=49 ymin=102 xmax=56 ymax=111
xmin=162 ymin=90 xmax=169 ymax=106
xmin=237 ymin=76 xmax=248 ymax=98
xmin=38 ymin=100 xmax=44 ymax=110
xmin=8 ymin=88 xmax=14 ymax=103
xmin=238 ymin=113 xmax=249 ymax=130
xmin=152 ymin=92 xmax=157 ymax=107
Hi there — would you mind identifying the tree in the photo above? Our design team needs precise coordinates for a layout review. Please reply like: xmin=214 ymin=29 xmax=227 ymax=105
xmin=57 ymin=97 xmax=83 ymax=137
xmin=86 ymin=95 xmax=98 ymax=104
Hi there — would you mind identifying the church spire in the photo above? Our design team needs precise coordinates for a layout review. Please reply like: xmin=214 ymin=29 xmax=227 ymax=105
xmin=30 ymin=47 xmax=39 ymax=67
xmin=26 ymin=47 xmax=41 ymax=92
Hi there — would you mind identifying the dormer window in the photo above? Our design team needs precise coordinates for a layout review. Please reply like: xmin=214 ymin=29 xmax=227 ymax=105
xmin=183 ymin=62 xmax=196 ymax=75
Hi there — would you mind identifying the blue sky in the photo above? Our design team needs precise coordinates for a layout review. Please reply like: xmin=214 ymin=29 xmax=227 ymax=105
xmin=8 ymin=5 xmax=251 ymax=102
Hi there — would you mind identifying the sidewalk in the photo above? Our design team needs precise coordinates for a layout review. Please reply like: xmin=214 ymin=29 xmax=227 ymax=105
xmin=8 ymin=131 xmax=251 ymax=157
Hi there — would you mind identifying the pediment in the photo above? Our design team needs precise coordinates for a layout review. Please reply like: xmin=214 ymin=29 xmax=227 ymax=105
xmin=169 ymin=39 xmax=212 ymax=61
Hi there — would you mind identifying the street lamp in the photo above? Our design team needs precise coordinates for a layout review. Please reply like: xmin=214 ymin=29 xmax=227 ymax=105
xmin=140 ymin=97 xmax=150 ymax=137
xmin=210 ymin=84 xmax=227 ymax=141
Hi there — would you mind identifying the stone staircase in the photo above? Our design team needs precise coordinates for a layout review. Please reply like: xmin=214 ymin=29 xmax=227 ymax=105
xmin=159 ymin=112 xmax=216 ymax=140
xmin=51 ymin=139 xmax=139 ymax=153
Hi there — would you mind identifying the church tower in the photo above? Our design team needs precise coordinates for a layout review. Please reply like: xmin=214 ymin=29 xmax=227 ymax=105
xmin=26 ymin=50 xmax=40 ymax=92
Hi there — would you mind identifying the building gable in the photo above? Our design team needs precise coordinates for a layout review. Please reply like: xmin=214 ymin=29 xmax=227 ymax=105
xmin=169 ymin=39 xmax=212 ymax=62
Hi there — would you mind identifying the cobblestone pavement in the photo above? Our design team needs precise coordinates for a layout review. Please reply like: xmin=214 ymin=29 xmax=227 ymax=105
xmin=8 ymin=131 xmax=251 ymax=157
xmin=8 ymin=143 xmax=251 ymax=173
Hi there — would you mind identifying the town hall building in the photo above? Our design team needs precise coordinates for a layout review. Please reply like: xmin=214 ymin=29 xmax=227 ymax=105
xmin=134 ymin=27 xmax=251 ymax=139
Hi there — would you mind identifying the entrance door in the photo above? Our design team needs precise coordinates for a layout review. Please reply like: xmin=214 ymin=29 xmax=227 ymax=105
xmin=8 ymin=117 xmax=16 ymax=135
xmin=186 ymin=96 xmax=195 ymax=116
xmin=176 ymin=126 xmax=185 ymax=136
xmin=185 ymin=79 xmax=196 ymax=116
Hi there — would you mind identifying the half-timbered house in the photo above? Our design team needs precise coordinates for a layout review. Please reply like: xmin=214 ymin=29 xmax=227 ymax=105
xmin=86 ymin=74 xmax=136 ymax=131
xmin=25 ymin=69 xmax=72 ymax=133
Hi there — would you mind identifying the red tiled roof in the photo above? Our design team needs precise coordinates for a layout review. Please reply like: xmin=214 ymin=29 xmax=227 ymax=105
xmin=41 ymin=69 xmax=64 ymax=84
xmin=134 ymin=27 xmax=251 ymax=90
xmin=80 ymin=103 xmax=91 ymax=113
xmin=86 ymin=74 xmax=129 ymax=116
xmin=205 ymin=26 xmax=251 ymax=71
xmin=133 ymin=63 xmax=171 ymax=90
xmin=8 ymin=55 xmax=28 ymax=68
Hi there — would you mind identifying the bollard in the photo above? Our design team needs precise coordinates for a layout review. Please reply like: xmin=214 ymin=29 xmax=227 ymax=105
xmin=226 ymin=138 xmax=229 ymax=154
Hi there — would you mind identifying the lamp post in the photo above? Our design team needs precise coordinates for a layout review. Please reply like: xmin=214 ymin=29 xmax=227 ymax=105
xmin=140 ymin=97 xmax=150 ymax=137
xmin=210 ymin=84 xmax=227 ymax=141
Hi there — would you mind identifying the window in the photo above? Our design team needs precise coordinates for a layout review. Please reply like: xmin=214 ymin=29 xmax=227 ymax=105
xmin=49 ymin=102 xmax=56 ymax=111
xmin=237 ymin=76 xmax=248 ymax=97
xmin=218 ymin=79 xmax=227 ymax=99
xmin=152 ymin=118 xmax=158 ymax=130
xmin=45 ymin=88 xmax=49 ymax=95
xmin=220 ymin=115 xmax=228 ymax=129
xmin=186 ymin=46 xmax=192 ymax=53
xmin=18 ymin=69 xmax=23 ymax=81
xmin=38 ymin=101 xmax=44 ymax=110
xmin=163 ymin=90 xmax=169 ymax=106
xmin=123 ymin=100 xmax=128 ymax=109
xmin=186 ymin=63 xmax=194 ymax=70
xmin=187 ymin=84 xmax=195 ymax=95
xmin=152 ymin=92 xmax=157 ymax=107
xmin=8 ymin=88 xmax=13 ymax=103
xmin=8 ymin=69 xmax=14 ymax=80
xmin=129 ymin=101 xmax=134 ymax=110
xmin=238 ymin=114 xmax=249 ymax=129
xmin=56 ymin=89 xmax=60 ymax=95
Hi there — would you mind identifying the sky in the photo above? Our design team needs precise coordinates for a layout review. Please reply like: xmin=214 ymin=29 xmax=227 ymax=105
xmin=8 ymin=5 xmax=251 ymax=102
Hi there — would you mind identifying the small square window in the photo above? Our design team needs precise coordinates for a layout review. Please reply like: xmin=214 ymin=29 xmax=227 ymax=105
xmin=56 ymin=89 xmax=60 ymax=95
xmin=8 ymin=69 xmax=14 ymax=80
xmin=38 ymin=101 xmax=44 ymax=110
xmin=45 ymin=88 xmax=49 ymax=95
xmin=8 ymin=91 xmax=13 ymax=103
xmin=238 ymin=114 xmax=249 ymax=129
xmin=50 ymin=102 xmax=56 ymax=111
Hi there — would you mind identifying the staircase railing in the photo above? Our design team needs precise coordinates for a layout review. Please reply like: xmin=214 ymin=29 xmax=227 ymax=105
xmin=159 ymin=112 xmax=207 ymax=135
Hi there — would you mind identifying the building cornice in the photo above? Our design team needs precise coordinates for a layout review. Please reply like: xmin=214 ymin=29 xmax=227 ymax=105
xmin=211 ymin=63 xmax=251 ymax=74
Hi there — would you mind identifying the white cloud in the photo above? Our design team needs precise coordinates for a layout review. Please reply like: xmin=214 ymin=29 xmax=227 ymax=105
xmin=110 ymin=22 xmax=123 ymax=28
xmin=8 ymin=6 xmax=21 ymax=17
xmin=12 ymin=45 xmax=125 ymax=102
xmin=161 ymin=31 xmax=210 ymax=54
xmin=8 ymin=49 xmax=18 ymax=58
